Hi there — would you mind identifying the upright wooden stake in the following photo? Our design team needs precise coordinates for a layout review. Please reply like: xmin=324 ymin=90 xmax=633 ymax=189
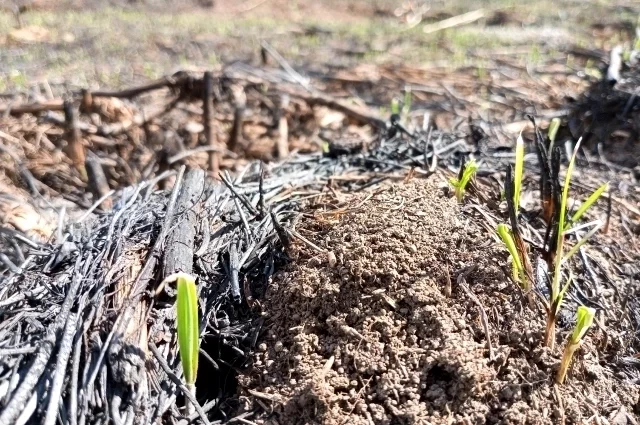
xmin=63 ymin=100 xmax=86 ymax=181
xmin=85 ymin=158 xmax=112 ymax=211
xmin=79 ymin=89 xmax=93 ymax=114
xmin=276 ymin=94 xmax=290 ymax=159
xmin=228 ymin=84 xmax=246 ymax=154
xmin=203 ymin=72 xmax=218 ymax=176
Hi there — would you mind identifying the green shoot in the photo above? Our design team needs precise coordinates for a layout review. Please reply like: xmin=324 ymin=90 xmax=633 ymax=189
xmin=544 ymin=139 xmax=580 ymax=349
xmin=548 ymin=118 xmax=561 ymax=143
xmin=449 ymin=159 xmax=478 ymax=202
xmin=163 ymin=272 xmax=200 ymax=413
xmin=496 ymin=224 xmax=525 ymax=286
xmin=499 ymin=162 xmax=533 ymax=294
xmin=513 ymin=133 xmax=525 ymax=212
xmin=544 ymin=139 xmax=604 ymax=349
xmin=177 ymin=273 xmax=199 ymax=386
xmin=391 ymin=98 xmax=400 ymax=115
xmin=547 ymin=117 xmax=561 ymax=153
xmin=567 ymin=182 xmax=608 ymax=229
xmin=556 ymin=306 xmax=595 ymax=384
xmin=570 ymin=305 xmax=596 ymax=344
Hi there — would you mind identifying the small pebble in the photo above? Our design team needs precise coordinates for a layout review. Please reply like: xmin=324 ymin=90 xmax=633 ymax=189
xmin=274 ymin=341 xmax=283 ymax=352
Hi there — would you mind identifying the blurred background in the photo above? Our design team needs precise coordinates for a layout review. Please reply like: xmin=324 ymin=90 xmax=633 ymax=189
xmin=1 ymin=0 xmax=638 ymax=93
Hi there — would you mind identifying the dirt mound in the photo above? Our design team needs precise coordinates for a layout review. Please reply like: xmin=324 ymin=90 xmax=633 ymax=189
xmin=238 ymin=177 xmax=638 ymax=424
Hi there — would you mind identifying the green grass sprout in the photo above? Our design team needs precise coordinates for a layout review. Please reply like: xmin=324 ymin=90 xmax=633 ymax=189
xmin=162 ymin=272 xmax=200 ymax=413
xmin=547 ymin=117 xmax=561 ymax=151
xmin=556 ymin=306 xmax=596 ymax=384
xmin=177 ymin=273 xmax=199 ymax=386
xmin=545 ymin=139 xmax=580 ymax=349
xmin=391 ymin=98 xmax=400 ymax=115
xmin=567 ymin=182 xmax=609 ymax=228
xmin=449 ymin=159 xmax=478 ymax=202
xmin=513 ymin=132 xmax=525 ymax=212
xmin=496 ymin=223 xmax=525 ymax=286
xmin=544 ymin=139 xmax=604 ymax=349
xmin=498 ymin=162 xmax=533 ymax=294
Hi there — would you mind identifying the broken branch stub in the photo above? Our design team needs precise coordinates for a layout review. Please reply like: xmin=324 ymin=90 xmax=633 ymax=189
xmin=63 ymin=100 xmax=87 ymax=181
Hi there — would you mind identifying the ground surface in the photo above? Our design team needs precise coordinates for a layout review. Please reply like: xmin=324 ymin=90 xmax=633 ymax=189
xmin=1 ymin=0 xmax=638 ymax=92
xmin=1 ymin=1 xmax=640 ymax=425
xmin=238 ymin=178 xmax=638 ymax=424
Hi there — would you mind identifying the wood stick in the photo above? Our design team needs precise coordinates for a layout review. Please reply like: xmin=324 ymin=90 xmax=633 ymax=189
xmin=163 ymin=169 xmax=205 ymax=278
xmin=84 ymin=158 xmax=112 ymax=211
xmin=276 ymin=94 xmax=290 ymax=159
xmin=1 ymin=74 xmax=190 ymax=117
xmin=91 ymin=74 xmax=187 ymax=99
xmin=422 ymin=9 xmax=485 ymax=34
xmin=228 ymin=84 xmax=246 ymax=153
xmin=63 ymin=100 xmax=87 ymax=181
xmin=203 ymin=72 xmax=218 ymax=176
xmin=0 ymin=100 xmax=64 ymax=116
xmin=283 ymin=89 xmax=386 ymax=129
xmin=79 ymin=89 xmax=93 ymax=113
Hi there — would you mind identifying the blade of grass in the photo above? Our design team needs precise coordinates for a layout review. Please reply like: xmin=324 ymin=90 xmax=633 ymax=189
xmin=176 ymin=273 xmax=199 ymax=386
xmin=449 ymin=158 xmax=478 ymax=202
xmin=568 ymin=182 xmax=608 ymax=227
xmin=570 ymin=305 xmax=596 ymax=344
xmin=553 ymin=139 xmax=582 ymax=289
xmin=557 ymin=306 xmax=596 ymax=384
xmin=546 ymin=138 xmax=582 ymax=349
xmin=553 ymin=271 xmax=573 ymax=315
xmin=562 ymin=221 xmax=602 ymax=263
xmin=504 ymin=165 xmax=532 ymax=291
xmin=391 ymin=98 xmax=400 ymax=115
xmin=548 ymin=117 xmax=561 ymax=152
xmin=497 ymin=224 xmax=524 ymax=280
xmin=514 ymin=132 xmax=525 ymax=211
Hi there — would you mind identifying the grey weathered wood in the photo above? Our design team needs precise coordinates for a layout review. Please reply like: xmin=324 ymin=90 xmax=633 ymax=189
xmin=85 ymin=158 xmax=112 ymax=210
xmin=163 ymin=169 xmax=205 ymax=277
xmin=228 ymin=85 xmax=246 ymax=153
xmin=275 ymin=94 xmax=290 ymax=159
xmin=203 ymin=72 xmax=218 ymax=174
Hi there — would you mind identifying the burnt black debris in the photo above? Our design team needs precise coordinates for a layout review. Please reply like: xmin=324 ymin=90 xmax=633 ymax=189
xmin=0 ymin=120 xmax=468 ymax=423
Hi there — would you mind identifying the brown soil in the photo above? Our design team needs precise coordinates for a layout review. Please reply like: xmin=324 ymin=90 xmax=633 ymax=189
xmin=238 ymin=177 xmax=639 ymax=424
